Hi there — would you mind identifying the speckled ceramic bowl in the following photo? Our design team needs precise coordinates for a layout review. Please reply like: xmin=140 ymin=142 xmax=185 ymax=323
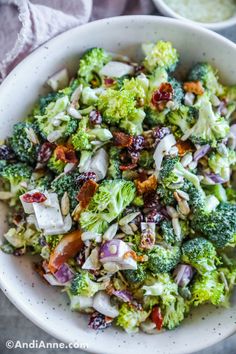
xmin=0 ymin=15 xmax=236 ymax=354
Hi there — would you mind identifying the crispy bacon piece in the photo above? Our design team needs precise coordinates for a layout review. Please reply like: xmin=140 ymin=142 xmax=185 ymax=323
xmin=113 ymin=132 xmax=133 ymax=147
xmin=54 ymin=145 xmax=78 ymax=164
xmin=119 ymin=162 xmax=137 ymax=171
xmin=151 ymin=306 xmax=163 ymax=331
xmin=183 ymin=81 xmax=204 ymax=95
xmin=176 ymin=140 xmax=194 ymax=156
xmin=22 ymin=192 xmax=47 ymax=203
xmin=77 ymin=179 xmax=98 ymax=209
xmin=136 ymin=175 xmax=158 ymax=195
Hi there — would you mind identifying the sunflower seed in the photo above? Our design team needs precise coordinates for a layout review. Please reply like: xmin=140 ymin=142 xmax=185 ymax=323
xmin=181 ymin=152 xmax=193 ymax=167
xmin=25 ymin=127 xmax=39 ymax=145
xmin=120 ymin=224 xmax=134 ymax=235
xmin=176 ymin=189 xmax=190 ymax=201
xmin=177 ymin=199 xmax=190 ymax=216
xmin=172 ymin=218 xmax=181 ymax=240
xmin=119 ymin=212 xmax=140 ymax=226
xmin=103 ymin=223 xmax=118 ymax=241
xmin=130 ymin=223 xmax=138 ymax=232
xmin=166 ymin=206 xmax=179 ymax=218
xmin=60 ymin=192 xmax=70 ymax=216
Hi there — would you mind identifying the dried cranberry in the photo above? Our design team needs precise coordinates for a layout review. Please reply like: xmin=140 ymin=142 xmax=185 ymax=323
xmin=144 ymin=192 xmax=160 ymax=209
xmin=22 ymin=192 xmax=47 ymax=203
xmin=0 ymin=145 xmax=15 ymax=160
xmin=89 ymin=110 xmax=102 ymax=125
xmin=130 ymin=135 xmax=144 ymax=151
xmin=104 ymin=78 xmax=115 ymax=87
xmin=38 ymin=142 xmax=55 ymax=163
xmin=146 ymin=209 xmax=164 ymax=224
xmin=76 ymin=172 xmax=97 ymax=187
xmin=88 ymin=312 xmax=112 ymax=330
xmin=152 ymin=83 xmax=173 ymax=103
xmin=134 ymin=65 xmax=145 ymax=75
xmin=153 ymin=127 xmax=170 ymax=141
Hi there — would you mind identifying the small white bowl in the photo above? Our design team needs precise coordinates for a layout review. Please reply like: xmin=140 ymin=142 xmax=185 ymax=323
xmin=1 ymin=15 xmax=236 ymax=354
xmin=153 ymin=0 xmax=236 ymax=30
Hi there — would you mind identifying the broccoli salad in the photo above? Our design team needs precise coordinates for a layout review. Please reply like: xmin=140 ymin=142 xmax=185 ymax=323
xmin=1 ymin=41 xmax=236 ymax=333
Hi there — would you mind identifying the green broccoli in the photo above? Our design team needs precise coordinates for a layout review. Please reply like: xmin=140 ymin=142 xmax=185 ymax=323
xmin=181 ymin=237 xmax=220 ymax=274
xmin=182 ymin=180 xmax=205 ymax=212
xmin=162 ymin=294 xmax=187 ymax=330
xmin=123 ymin=264 xmax=147 ymax=284
xmin=156 ymin=184 xmax=176 ymax=206
xmin=188 ymin=63 xmax=224 ymax=96
xmin=167 ymin=105 xmax=197 ymax=133
xmin=31 ymin=173 xmax=54 ymax=191
xmin=168 ymin=77 xmax=184 ymax=106
xmin=148 ymin=245 xmax=181 ymax=274
xmin=70 ymin=272 xmax=106 ymax=297
xmin=226 ymin=187 xmax=236 ymax=203
xmin=79 ymin=180 xmax=136 ymax=233
xmin=116 ymin=303 xmax=149 ymax=333
xmin=9 ymin=122 xmax=39 ymax=164
xmin=122 ymin=75 xmax=149 ymax=103
xmin=0 ymin=162 xmax=32 ymax=205
xmin=138 ymin=150 xmax=154 ymax=169
xmin=144 ymin=106 xmax=167 ymax=127
xmin=78 ymin=48 xmax=111 ymax=84
xmin=182 ymin=95 xmax=230 ymax=147
xmin=190 ymin=271 xmax=227 ymax=307
xmin=208 ymin=148 xmax=236 ymax=182
xmin=142 ymin=40 xmax=179 ymax=73
xmin=107 ymin=147 xmax=121 ymax=179
xmin=51 ymin=171 xmax=80 ymax=211
xmin=3 ymin=225 xmax=42 ymax=254
xmin=98 ymin=88 xmax=145 ymax=135
xmin=39 ymin=91 xmax=63 ymax=114
xmin=35 ymin=95 xmax=78 ymax=141
xmin=204 ymin=184 xmax=227 ymax=203
xmin=160 ymin=220 xmax=176 ymax=245
xmin=191 ymin=202 xmax=236 ymax=248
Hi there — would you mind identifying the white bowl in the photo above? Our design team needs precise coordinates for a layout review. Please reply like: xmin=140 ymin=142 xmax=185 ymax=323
xmin=0 ymin=15 xmax=236 ymax=354
xmin=153 ymin=0 xmax=236 ymax=31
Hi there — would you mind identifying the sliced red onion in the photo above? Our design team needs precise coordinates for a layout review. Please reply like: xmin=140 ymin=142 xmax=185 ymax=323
xmin=204 ymin=172 xmax=227 ymax=184
xmin=43 ymin=273 xmax=68 ymax=286
xmin=173 ymin=264 xmax=195 ymax=287
xmin=112 ymin=290 xmax=133 ymax=303
xmin=54 ymin=263 xmax=74 ymax=283
xmin=193 ymin=145 xmax=210 ymax=162
xmin=47 ymin=68 xmax=69 ymax=91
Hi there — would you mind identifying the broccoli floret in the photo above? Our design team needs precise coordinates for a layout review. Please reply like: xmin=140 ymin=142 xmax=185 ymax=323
xmin=160 ymin=220 xmax=176 ymax=245
xmin=9 ymin=122 xmax=39 ymax=164
xmin=159 ymin=156 xmax=200 ymax=190
xmin=78 ymin=48 xmax=111 ymax=84
xmin=142 ymin=40 xmax=179 ymax=73
xmin=162 ymin=294 xmax=187 ymax=330
xmin=156 ymin=184 xmax=175 ymax=206
xmin=0 ymin=160 xmax=7 ymax=172
xmin=204 ymin=184 xmax=227 ymax=203
xmin=116 ymin=303 xmax=149 ymax=333
xmin=35 ymin=96 xmax=78 ymax=141
xmin=167 ymin=105 xmax=196 ymax=133
xmin=226 ymin=187 xmax=236 ymax=203
xmin=71 ymin=116 xmax=92 ymax=151
xmin=208 ymin=148 xmax=236 ymax=182
xmin=182 ymin=180 xmax=205 ymax=212
xmin=182 ymin=95 xmax=230 ymax=147
xmin=188 ymin=63 xmax=224 ymax=96
xmin=123 ymin=264 xmax=147 ymax=284
xmin=81 ymin=86 xmax=100 ymax=105
xmin=138 ymin=150 xmax=154 ymax=169
xmin=122 ymin=76 xmax=148 ymax=103
xmin=107 ymin=147 xmax=121 ymax=179
xmin=39 ymin=92 xmax=62 ymax=114
xmin=51 ymin=171 xmax=79 ymax=211
xmin=144 ymin=106 xmax=167 ymax=126
xmin=70 ymin=272 xmax=106 ymax=297
xmin=0 ymin=162 xmax=32 ymax=204
xmin=31 ymin=173 xmax=54 ymax=191
xmin=191 ymin=202 xmax=236 ymax=248
xmin=98 ymin=88 xmax=145 ymax=135
xmin=148 ymin=245 xmax=181 ymax=274
xmin=168 ymin=77 xmax=184 ymax=106
xmin=79 ymin=180 xmax=136 ymax=233
xmin=47 ymin=150 xmax=66 ymax=174
xmin=3 ymin=225 xmax=42 ymax=254
xmin=190 ymin=271 xmax=227 ymax=307
xmin=181 ymin=237 xmax=220 ymax=274
xmin=45 ymin=234 xmax=63 ymax=250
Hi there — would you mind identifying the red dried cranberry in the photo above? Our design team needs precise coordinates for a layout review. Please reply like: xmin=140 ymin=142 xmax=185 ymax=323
xmin=146 ymin=210 xmax=164 ymax=224
xmin=38 ymin=142 xmax=55 ymax=163
xmin=76 ymin=172 xmax=97 ymax=187
xmin=153 ymin=127 xmax=170 ymax=141
xmin=144 ymin=192 xmax=160 ymax=209
xmin=89 ymin=110 xmax=102 ymax=125
xmin=88 ymin=312 xmax=112 ymax=330
xmin=151 ymin=83 xmax=173 ymax=110
xmin=131 ymin=135 xmax=144 ymax=151
xmin=22 ymin=192 xmax=47 ymax=204
xmin=0 ymin=145 xmax=15 ymax=160
xmin=104 ymin=78 xmax=115 ymax=87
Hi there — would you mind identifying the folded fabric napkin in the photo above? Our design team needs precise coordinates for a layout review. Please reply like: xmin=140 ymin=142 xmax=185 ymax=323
xmin=0 ymin=0 xmax=155 ymax=82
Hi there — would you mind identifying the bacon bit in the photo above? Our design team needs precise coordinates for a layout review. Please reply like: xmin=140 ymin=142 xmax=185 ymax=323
xmin=176 ymin=140 xmax=194 ymax=156
xmin=77 ymin=179 xmax=98 ymax=209
xmin=135 ymin=175 xmax=157 ymax=195
xmin=22 ymin=192 xmax=47 ymax=204
xmin=151 ymin=306 xmax=163 ymax=331
xmin=183 ymin=81 xmax=204 ymax=95
xmin=38 ymin=142 xmax=55 ymax=163
xmin=55 ymin=145 xmax=78 ymax=164
xmin=151 ymin=82 xmax=173 ymax=111
xmin=113 ymin=132 xmax=133 ymax=147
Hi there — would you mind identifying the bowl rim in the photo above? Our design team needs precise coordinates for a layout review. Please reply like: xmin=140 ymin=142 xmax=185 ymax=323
xmin=1 ymin=14 xmax=236 ymax=354
xmin=153 ymin=0 xmax=236 ymax=30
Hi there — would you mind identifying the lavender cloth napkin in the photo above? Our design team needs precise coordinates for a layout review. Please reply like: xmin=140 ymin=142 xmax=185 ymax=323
xmin=0 ymin=0 xmax=155 ymax=82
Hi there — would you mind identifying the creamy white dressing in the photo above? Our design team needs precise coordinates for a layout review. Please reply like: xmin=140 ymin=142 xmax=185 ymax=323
xmin=164 ymin=0 xmax=236 ymax=23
